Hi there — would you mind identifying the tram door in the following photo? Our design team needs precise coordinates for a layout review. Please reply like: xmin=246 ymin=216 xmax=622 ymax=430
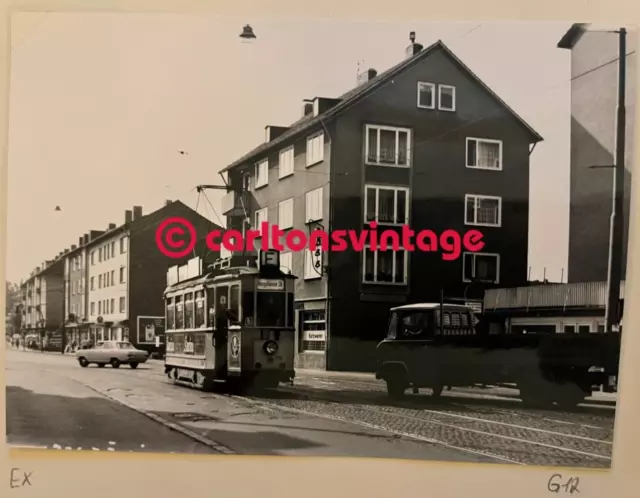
xmin=214 ymin=285 xmax=230 ymax=375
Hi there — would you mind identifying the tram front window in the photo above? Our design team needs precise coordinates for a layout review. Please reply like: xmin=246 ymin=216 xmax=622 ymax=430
xmin=256 ymin=292 xmax=285 ymax=327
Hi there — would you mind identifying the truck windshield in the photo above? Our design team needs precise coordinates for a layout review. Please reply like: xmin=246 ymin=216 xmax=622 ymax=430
xmin=256 ymin=291 xmax=286 ymax=327
xmin=399 ymin=311 xmax=433 ymax=338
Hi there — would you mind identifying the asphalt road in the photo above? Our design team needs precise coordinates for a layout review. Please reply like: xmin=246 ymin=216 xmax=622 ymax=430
xmin=5 ymin=349 xmax=616 ymax=467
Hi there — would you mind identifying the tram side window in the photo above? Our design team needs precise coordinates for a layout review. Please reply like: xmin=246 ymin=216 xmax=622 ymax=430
xmin=195 ymin=291 xmax=205 ymax=328
xmin=229 ymin=285 xmax=241 ymax=324
xmin=185 ymin=292 xmax=195 ymax=329
xmin=175 ymin=295 xmax=184 ymax=329
xmin=166 ymin=298 xmax=175 ymax=330
xmin=243 ymin=291 xmax=255 ymax=326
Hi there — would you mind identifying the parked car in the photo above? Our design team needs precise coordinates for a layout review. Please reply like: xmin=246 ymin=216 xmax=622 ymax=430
xmin=75 ymin=341 xmax=149 ymax=369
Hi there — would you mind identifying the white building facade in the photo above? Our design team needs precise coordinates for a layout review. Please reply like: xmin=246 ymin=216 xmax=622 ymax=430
xmin=87 ymin=229 xmax=130 ymax=342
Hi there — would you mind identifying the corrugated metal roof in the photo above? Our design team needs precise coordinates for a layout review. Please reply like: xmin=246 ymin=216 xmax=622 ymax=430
xmin=484 ymin=280 xmax=627 ymax=310
xmin=222 ymin=39 xmax=544 ymax=173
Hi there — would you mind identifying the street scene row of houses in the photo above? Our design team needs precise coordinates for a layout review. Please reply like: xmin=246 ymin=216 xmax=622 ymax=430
xmin=12 ymin=25 xmax=637 ymax=371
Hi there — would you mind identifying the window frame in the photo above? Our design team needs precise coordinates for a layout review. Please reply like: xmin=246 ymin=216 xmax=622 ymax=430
xmin=364 ymin=124 xmax=412 ymax=168
xmin=416 ymin=81 xmax=436 ymax=109
xmin=306 ymin=132 xmax=324 ymax=167
xmin=362 ymin=246 xmax=409 ymax=286
xmin=305 ymin=187 xmax=323 ymax=223
xmin=304 ymin=248 xmax=322 ymax=280
xmin=462 ymin=252 xmax=501 ymax=284
xmin=278 ymin=198 xmax=294 ymax=230
xmin=438 ymin=84 xmax=456 ymax=112
xmin=464 ymin=194 xmax=502 ymax=228
xmin=254 ymin=207 xmax=268 ymax=236
xmin=255 ymin=159 xmax=269 ymax=189
xmin=278 ymin=146 xmax=295 ymax=179
xmin=364 ymin=184 xmax=410 ymax=226
xmin=466 ymin=137 xmax=503 ymax=171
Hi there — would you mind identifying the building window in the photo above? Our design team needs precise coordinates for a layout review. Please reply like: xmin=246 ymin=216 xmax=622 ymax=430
xmin=110 ymin=299 xmax=115 ymax=314
xmin=119 ymin=267 xmax=125 ymax=283
xmin=278 ymin=198 xmax=294 ymax=230
xmin=120 ymin=236 xmax=127 ymax=253
xmin=304 ymin=248 xmax=322 ymax=280
xmin=98 ymin=301 xmax=102 ymax=315
xmin=91 ymin=251 xmax=95 ymax=265
xmin=279 ymin=146 xmax=294 ymax=179
xmin=255 ymin=159 xmax=269 ymax=189
xmin=563 ymin=325 xmax=576 ymax=334
xmin=438 ymin=85 xmax=456 ymax=111
xmin=305 ymin=187 xmax=323 ymax=223
xmin=463 ymin=252 xmax=500 ymax=284
xmin=90 ymin=302 xmax=95 ymax=316
xmin=98 ymin=275 xmax=103 ymax=289
xmin=365 ymin=125 xmax=411 ymax=167
xmin=363 ymin=247 xmax=408 ymax=285
xmin=300 ymin=310 xmax=326 ymax=352
xmin=306 ymin=133 xmax=324 ymax=167
xmin=417 ymin=82 xmax=435 ymax=109
xmin=111 ymin=241 xmax=116 ymax=258
xmin=466 ymin=138 xmax=502 ymax=171
xmin=465 ymin=194 xmax=502 ymax=227
xmin=195 ymin=291 xmax=205 ymax=328
xmin=280 ymin=252 xmax=293 ymax=275
xmin=365 ymin=185 xmax=409 ymax=225
xmin=119 ymin=297 xmax=126 ymax=313
xmin=99 ymin=248 xmax=103 ymax=262
xmin=110 ymin=270 xmax=115 ymax=287
xmin=254 ymin=207 xmax=268 ymax=234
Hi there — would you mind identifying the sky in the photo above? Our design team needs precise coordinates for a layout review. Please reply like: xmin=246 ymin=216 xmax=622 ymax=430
xmin=6 ymin=14 xmax=571 ymax=284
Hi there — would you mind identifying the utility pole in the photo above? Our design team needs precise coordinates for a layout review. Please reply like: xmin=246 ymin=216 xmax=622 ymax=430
xmin=605 ymin=27 xmax=627 ymax=334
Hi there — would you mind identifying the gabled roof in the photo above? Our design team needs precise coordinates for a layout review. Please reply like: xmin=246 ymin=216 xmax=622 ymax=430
xmin=222 ymin=39 xmax=543 ymax=173
xmin=557 ymin=23 xmax=590 ymax=49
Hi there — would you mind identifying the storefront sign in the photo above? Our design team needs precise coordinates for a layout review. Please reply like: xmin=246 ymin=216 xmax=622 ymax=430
xmin=303 ymin=330 xmax=326 ymax=341
xmin=257 ymin=279 xmax=284 ymax=291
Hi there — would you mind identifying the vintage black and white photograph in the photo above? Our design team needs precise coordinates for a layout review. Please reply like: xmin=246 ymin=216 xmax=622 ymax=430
xmin=4 ymin=15 xmax=634 ymax=469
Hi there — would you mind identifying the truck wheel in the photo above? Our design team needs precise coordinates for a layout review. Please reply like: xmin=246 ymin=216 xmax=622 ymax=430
xmin=554 ymin=383 xmax=586 ymax=409
xmin=129 ymin=362 xmax=139 ymax=369
xmin=431 ymin=384 xmax=444 ymax=398
xmin=386 ymin=378 xmax=407 ymax=399
xmin=110 ymin=358 xmax=121 ymax=368
xmin=78 ymin=357 xmax=89 ymax=368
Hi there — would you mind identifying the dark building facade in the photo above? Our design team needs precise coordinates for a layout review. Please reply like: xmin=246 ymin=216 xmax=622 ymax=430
xmin=221 ymin=35 xmax=542 ymax=371
xmin=557 ymin=24 xmax=637 ymax=283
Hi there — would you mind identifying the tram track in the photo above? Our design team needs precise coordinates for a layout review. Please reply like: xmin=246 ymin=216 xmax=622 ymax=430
xmin=76 ymin=365 xmax=615 ymax=467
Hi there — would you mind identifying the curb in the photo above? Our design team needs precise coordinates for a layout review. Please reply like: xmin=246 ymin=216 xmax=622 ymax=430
xmin=74 ymin=379 xmax=236 ymax=455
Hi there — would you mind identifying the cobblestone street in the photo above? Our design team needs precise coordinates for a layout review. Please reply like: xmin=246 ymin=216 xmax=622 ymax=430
xmin=6 ymin=350 xmax=616 ymax=467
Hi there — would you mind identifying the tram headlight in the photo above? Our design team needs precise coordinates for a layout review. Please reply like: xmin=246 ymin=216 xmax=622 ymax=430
xmin=263 ymin=340 xmax=278 ymax=356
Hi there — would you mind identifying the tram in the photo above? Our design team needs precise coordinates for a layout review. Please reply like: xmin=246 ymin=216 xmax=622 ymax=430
xmin=163 ymin=250 xmax=296 ymax=393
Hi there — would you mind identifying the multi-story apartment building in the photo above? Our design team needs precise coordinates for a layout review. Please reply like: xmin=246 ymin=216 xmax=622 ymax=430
xmin=557 ymin=24 xmax=637 ymax=283
xmin=19 ymin=257 xmax=64 ymax=348
xmin=220 ymin=34 xmax=542 ymax=371
xmin=63 ymin=230 xmax=104 ymax=346
xmin=83 ymin=201 xmax=219 ymax=352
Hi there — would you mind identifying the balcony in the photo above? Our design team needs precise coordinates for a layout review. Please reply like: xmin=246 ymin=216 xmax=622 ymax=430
xmin=221 ymin=190 xmax=248 ymax=217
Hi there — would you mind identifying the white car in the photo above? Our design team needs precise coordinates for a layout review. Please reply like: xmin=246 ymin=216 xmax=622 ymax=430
xmin=76 ymin=341 xmax=149 ymax=369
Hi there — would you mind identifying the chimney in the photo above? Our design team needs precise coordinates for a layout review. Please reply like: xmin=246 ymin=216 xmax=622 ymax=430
xmin=71 ymin=244 xmax=77 ymax=250
xmin=78 ymin=236 xmax=83 ymax=246
xmin=125 ymin=210 xmax=133 ymax=224
xmin=405 ymin=31 xmax=423 ymax=59
xmin=311 ymin=97 xmax=340 ymax=116
xmin=165 ymin=199 xmax=172 ymax=206
xmin=83 ymin=233 xmax=89 ymax=245
xmin=264 ymin=125 xmax=289 ymax=143
xmin=90 ymin=230 xmax=103 ymax=241
xmin=63 ymin=248 xmax=69 ymax=254
xmin=133 ymin=206 xmax=143 ymax=220
xmin=357 ymin=68 xmax=378 ymax=86
xmin=108 ymin=223 xmax=116 ymax=230
xmin=302 ymin=100 xmax=314 ymax=117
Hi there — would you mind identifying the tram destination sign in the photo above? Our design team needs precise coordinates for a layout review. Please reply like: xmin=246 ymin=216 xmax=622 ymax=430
xmin=257 ymin=279 xmax=285 ymax=291
xmin=259 ymin=249 xmax=280 ymax=269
